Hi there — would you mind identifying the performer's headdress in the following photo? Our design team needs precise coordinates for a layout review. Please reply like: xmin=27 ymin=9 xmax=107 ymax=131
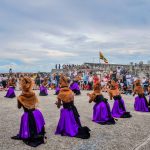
xmin=60 ymin=75 xmax=69 ymax=88
xmin=134 ymin=79 xmax=141 ymax=86
xmin=43 ymin=77 xmax=48 ymax=82
xmin=20 ymin=76 xmax=33 ymax=91
xmin=18 ymin=76 xmax=39 ymax=109
xmin=110 ymin=80 xmax=117 ymax=89
xmin=93 ymin=81 xmax=101 ymax=94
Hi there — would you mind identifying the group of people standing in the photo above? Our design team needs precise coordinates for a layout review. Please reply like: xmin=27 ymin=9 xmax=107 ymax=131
xmin=3 ymin=73 xmax=150 ymax=147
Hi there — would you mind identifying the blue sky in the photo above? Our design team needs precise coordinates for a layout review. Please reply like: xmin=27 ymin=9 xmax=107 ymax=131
xmin=0 ymin=0 xmax=150 ymax=72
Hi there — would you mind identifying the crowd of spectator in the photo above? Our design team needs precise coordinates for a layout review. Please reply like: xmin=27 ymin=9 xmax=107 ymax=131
xmin=0 ymin=66 xmax=150 ymax=96
xmin=55 ymin=64 xmax=90 ymax=70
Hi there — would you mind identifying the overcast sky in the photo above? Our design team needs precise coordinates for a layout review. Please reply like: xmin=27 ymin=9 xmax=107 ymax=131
xmin=0 ymin=0 xmax=150 ymax=72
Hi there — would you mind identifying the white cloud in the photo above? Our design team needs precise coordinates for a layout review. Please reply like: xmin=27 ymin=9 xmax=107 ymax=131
xmin=47 ymin=50 xmax=77 ymax=57
xmin=0 ymin=0 xmax=150 ymax=72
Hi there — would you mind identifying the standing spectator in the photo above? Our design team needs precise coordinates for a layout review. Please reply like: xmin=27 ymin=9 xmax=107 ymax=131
xmin=2 ymin=75 xmax=7 ymax=89
xmin=88 ymin=74 xmax=93 ymax=90
xmin=51 ymin=74 xmax=56 ymax=89
xmin=93 ymin=74 xmax=99 ymax=84
xmin=126 ymin=72 xmax=132 ymax=86
xmin=73 ymin=70 xmax=77 ymax=77
xmin=142 ymin=77 xmax=149 ymax=95
xmin=55 ymin=64 xmax=57 ymax=69
xmin=117 ymin=67 xmax=121 ymax=76
xmin=83 ymin=73 xmax=88 ymax=85
xmin=55 ymin=73 xmax=60 ymax=87
xmin=142 ymin=77 xmax=146 ymax=87
xmin=58 ymin=64 xmax=61 ymax=69
xmin=35 ymin=74 xmax=40 ymax=89
xmin=111 ymin=71 xmax=117 ymax=81
xmin=0 ymin=75 xmax=2 ymax=87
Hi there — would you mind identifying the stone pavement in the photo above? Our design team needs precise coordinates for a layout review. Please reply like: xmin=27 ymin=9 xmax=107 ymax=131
xmin=0 ymin=90 xmax=150 ymax=150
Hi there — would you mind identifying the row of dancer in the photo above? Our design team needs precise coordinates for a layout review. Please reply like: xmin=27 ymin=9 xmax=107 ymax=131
xmin=4 ymin=76 xmax=81 ymax=98
xmin=4 ymin=76 xmax=150 ymax=113
xmin=4 ymin=77 xmax=49 ymax=97
xmin=49 ymin=76 xmax=150 ymax=114
xmin=10 ymin=75 xmax=150 ymax=147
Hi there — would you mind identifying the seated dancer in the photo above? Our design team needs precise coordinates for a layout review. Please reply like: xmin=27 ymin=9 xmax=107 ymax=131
xmin=54 ymin=86 xmax=60 ymax=95
xmin=87 ymin=82 xmax=115 ymax=125
xmin=55 ymin=75 xmax=90 ymax=139
xmin=39 ymin=77 xmax=48 ymax=96
xmin=5 ymin=78 xmax=16 ymax=98
xmin=70 ymin=76 xmax=81 ymax=95
xmin=11 ymin=76 xmax=46 ymax=147
xmin=109 ymin=80 xmax=131 ymax=118
xmin=133 ymin=80 xmax=149 ymax=112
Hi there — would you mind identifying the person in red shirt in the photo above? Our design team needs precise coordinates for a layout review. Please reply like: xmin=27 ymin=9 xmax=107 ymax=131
xmin=93 ymin=74 xmax=99 ymax=85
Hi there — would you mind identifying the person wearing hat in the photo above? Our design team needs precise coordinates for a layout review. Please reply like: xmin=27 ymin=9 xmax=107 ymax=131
xmin=133 ymin=79 xmax=149 ymax=112
xmin=5 ymin=77 xmax=16 ymax=98
xmin=11 ymin=76 xmax=46 ymax=147
xmin=109 ymin=80 xmax=131 ymax=118
xmin=87 ymin=81 xmax=115 ymax=125
xmin=39 ymin=77 xmax=48 ymax=96
xmin=55 ymin=75 xmax=90 ymax=139
xmin=70 ymin=75 xmax=81 ymax=95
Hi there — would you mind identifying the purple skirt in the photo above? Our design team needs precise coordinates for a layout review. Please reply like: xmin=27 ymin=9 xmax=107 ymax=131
xmin=55 ymin=87 xmax=60 ymax=95
xmin=93 ymin=101 xmax=115 ymax=124
xmin=39 ymin=86 xmax=48 ymax=96
xmin=112 ymin=98 xmax=127 ymax=118
xmin=19 ymin=109 xmax=45 ymax=139
xmin=11 ymin=109 xmax=46 ymax=147
xmin=5 ymin=87 xmax=16 ymax=98
xmin=55 ymin=108 xmax=79 ymax=137
xmin=134 ymin=96 xmax=149 ymax=112
xmin=70 ymin=82 xmax=81 ymax=95
xmin=70 ymin=82 xmax=80 ymax=91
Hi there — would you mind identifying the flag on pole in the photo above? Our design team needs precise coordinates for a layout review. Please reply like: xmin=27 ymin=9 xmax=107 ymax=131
xmin=99 ymin=52 xmax=108 ymax=64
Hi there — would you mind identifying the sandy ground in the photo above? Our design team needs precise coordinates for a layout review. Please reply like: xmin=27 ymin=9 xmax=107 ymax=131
xmin=0 ymin=90 xmax=150 ymax=150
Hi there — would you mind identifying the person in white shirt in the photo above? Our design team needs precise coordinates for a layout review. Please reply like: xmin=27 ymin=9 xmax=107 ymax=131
xmin=126 ymin=73 xmax=132 ymax=86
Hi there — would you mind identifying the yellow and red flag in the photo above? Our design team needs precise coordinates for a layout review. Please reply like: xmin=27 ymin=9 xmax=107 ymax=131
xmin=99 ymin=52 xmax=108 ymax=64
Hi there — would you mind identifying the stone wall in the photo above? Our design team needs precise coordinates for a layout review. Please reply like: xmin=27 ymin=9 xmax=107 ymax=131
xmin=51 ymin=62 xmax=150 ymax=78
xmin=84 ymin=62 xmax=150 ymax=77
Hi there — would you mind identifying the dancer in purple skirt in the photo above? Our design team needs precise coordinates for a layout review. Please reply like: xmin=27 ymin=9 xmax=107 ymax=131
xmin=87 ymin=82 xmax=115 ymax=125
xmin=133 ymin=79 xmax=149 ymax=112
xmin=70 ymin=76 xmax=81 ymax=95
xmin=11 ymin=76 xmax=46 ymax=147
xmin=5 ymin=78 xmax=16 ymax=98
xmin=39 ymin=77 xmax=48 ymax=96
xmin=109 ymin=80 xmax=131 ymax=118
xmin=54 ymin=86 xmax=60 ymax=95
xmin=55 ymin=75 xmax=90 ymax=139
